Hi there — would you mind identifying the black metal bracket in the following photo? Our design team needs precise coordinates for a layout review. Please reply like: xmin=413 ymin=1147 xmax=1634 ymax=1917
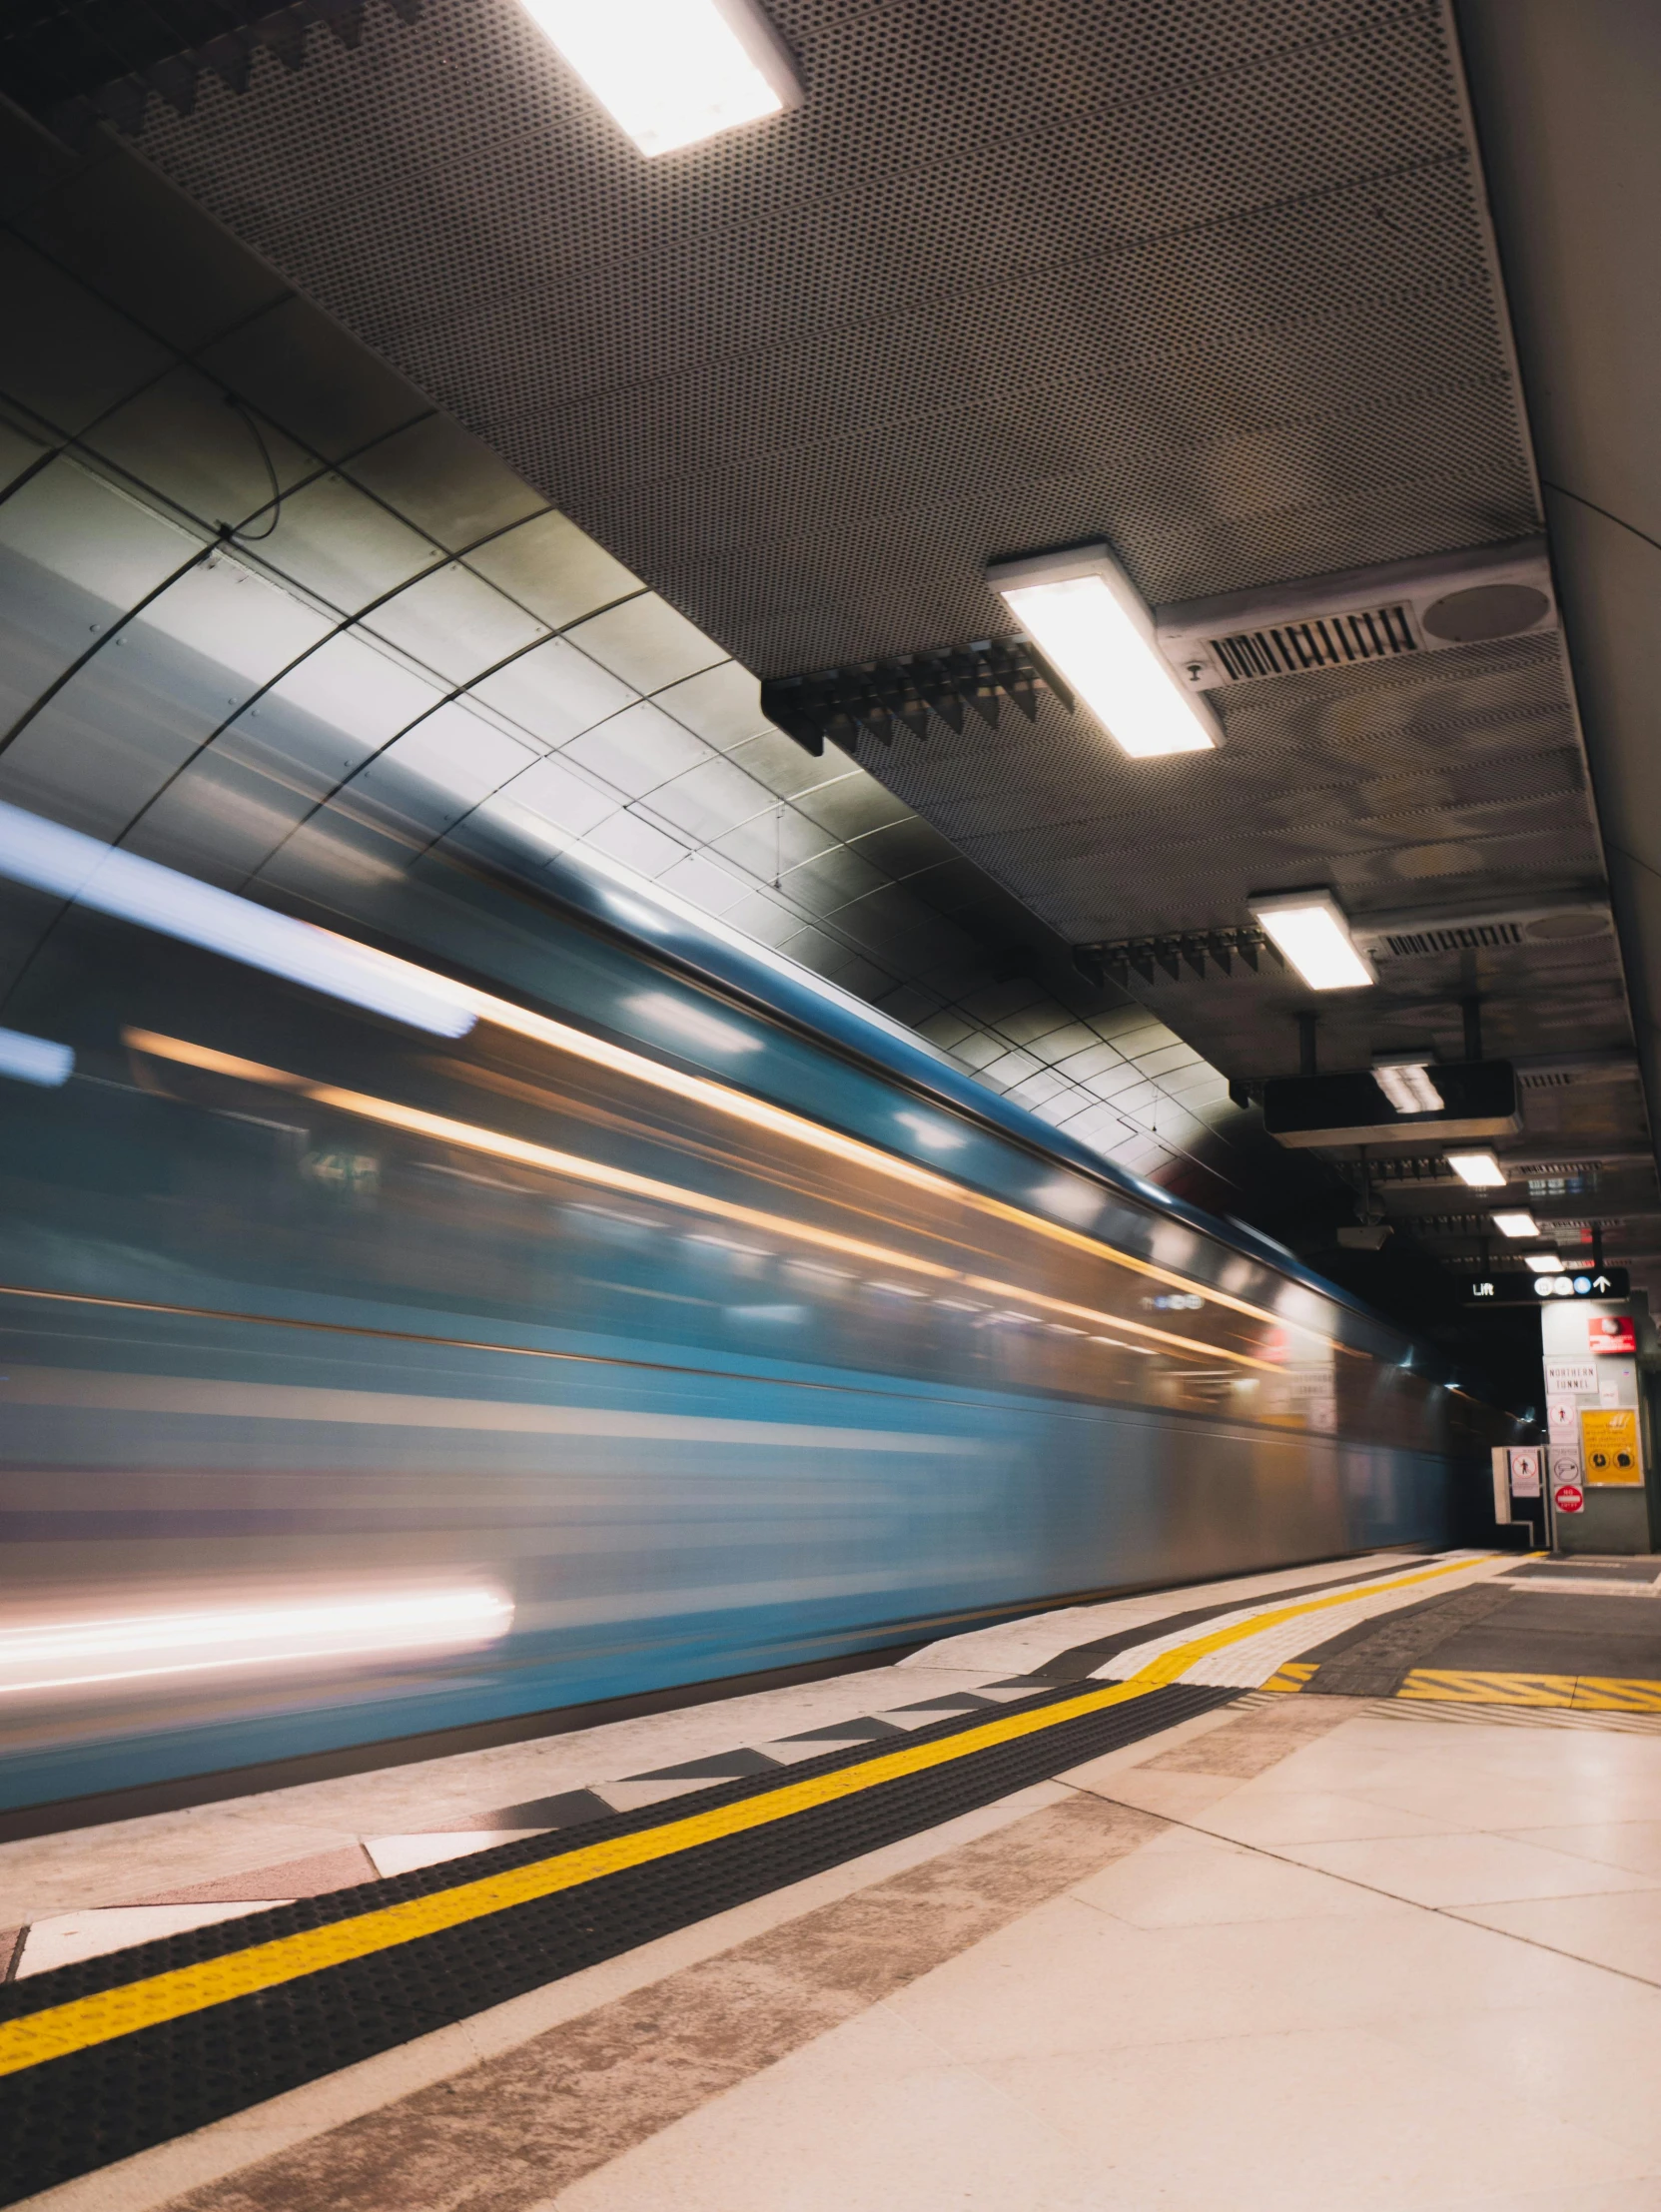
xmin=1071 ymin=928 xmax=1282 ymax=990
xmin=761 ymin=638 xmax=1073 ymax=758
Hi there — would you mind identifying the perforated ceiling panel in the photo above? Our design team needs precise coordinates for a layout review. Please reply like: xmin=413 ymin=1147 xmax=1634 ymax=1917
xmin=124 ymin=0 xmax=1536 ymax=674
xmin=39 ymin=0 xmax=1656 ymax=1263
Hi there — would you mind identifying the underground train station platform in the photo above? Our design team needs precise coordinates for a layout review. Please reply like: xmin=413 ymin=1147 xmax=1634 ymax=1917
xmin=12 ymin=1550 xmax=1661 ymax=2212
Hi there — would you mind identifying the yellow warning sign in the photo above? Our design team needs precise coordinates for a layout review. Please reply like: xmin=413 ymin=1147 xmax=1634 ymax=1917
xmin=1579 ymin=1407 xmax=1642 ymax=1484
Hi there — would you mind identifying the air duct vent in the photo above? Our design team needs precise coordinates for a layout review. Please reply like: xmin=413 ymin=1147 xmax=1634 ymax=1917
xmin=1211 ymin=606 xmax=1417 ymax=681
xmin=1157 ymin=540 xmax=1555 ymax=691
xmin=1350 ymin=900 xmax=1609 ymax=967
xmin=1379 ymin=921 xmax=1525 ymax=960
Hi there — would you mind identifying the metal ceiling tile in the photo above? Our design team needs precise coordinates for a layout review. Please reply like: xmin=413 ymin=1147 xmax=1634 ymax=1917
xmin=460 ymin=508 xmax=641 ymax=631
xmin=498 ymin=751 xmax=620 ymax=840
xmin=652 ymin=660 xmax=769 ymax=751
xmin=360 ymin=561 xmax=549 ymax=686
xmin=564 ymin=594 xmax=728 ymax=695
xmin=0 ymin=232 xmax=171 ymax=434
xmin=254 ymin=470 xmax=444 ymax=614
xmin=342 ymin=414 xmax=549 ymax=553
xmin=196 ymin=293 xmax=427 ymax=462
xmin=466 ymin=633 xmax=635 ymax=748
xmin=561 ymin=699 xmax=711 ymax=799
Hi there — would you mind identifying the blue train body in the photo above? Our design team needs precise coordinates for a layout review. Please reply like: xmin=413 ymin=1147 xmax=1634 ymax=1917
xmin=0 ymin=810 xmax=1494 ymax=1813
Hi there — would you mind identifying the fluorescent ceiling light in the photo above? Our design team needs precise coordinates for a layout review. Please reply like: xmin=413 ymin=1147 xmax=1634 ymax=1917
xmin=519 ymin=0 xmax=800 ymax=156
xmin=1525 ymin=1251 xmax=1565 ymax=1273
xmin=988 ymin=543 xmax=1218 ymax=759
xmin=1371 ymin=1058 xmax=1443 ymax=1113
xmin=0 ymin=1027 xmax=72 ymax=1087
xmin=1447 ymin=1150 xmax=1507 ymax=1187
xmin=1491 ymin=1209 xmax=1539 ymax=1238
xmin=0 ymin=800 xmax=473 ymax=1039
xmin=1249 ymin=890 xmax=1375 ymax=992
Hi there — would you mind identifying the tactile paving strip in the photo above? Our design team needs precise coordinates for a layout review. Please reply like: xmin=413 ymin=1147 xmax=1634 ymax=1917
xmin=0 ymin=1679 xmax=1229 ymax=2202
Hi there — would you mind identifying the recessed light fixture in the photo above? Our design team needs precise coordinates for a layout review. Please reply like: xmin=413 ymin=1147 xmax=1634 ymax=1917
xmin=1248 ymin=890 xmax=1375 ymax=992
xmin=1447 ymin=1149 xmax=1507 ymax=1187
xmin=1491 ymin=1209 xmax=1539 ymax=1238
xmin=1371 ymin=1054 xmax=1443 ymax=1113
xmin=520 ymin=0 xmax=801 ymax=156
xmin=987 ymin=543 xmax=1219 ymax=759
xmin=1525 ymin=1251 xmax=1565 ymax=1273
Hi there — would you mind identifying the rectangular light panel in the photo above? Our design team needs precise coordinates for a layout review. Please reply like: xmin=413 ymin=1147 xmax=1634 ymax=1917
xmin=1525 ymin=1252 xmax=1565 ymax=1273
xmin=988 ymin=545 xmax=1218 ymax=759
xmin=1249 ymin=890 xmax=1375 ymax=992
xmin=1372 ymin=1060 xmax=1443 ymax=1113
xmin=1491 ymin=1209 xmax=1539 ymax=1237
xmin=519 ymin=0 xmax=801 ymax=156
xmin=1447 ymin=1149 xmax=1507 ymax=1187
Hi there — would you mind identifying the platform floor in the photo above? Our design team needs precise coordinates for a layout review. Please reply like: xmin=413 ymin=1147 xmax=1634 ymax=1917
xmin=13 ymin=1551 xmax=1661 ymax=2211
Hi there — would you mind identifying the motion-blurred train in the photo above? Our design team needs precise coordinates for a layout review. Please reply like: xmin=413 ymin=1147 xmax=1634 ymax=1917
xmin=0 ymin=795 xmax=1504 ymax=1815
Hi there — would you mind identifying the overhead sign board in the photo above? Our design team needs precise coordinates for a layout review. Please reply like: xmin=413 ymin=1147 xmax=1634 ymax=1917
xmin=1263 ymin=1060 xmax=1519 ymax=1148
xmin=1465 ymin=1268 xmax=1628 ymax=1306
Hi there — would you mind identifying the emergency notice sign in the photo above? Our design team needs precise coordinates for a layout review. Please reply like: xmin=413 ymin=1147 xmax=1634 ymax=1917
xmin=1580 ymin=1407 xmax=1641 ymax=1484
xmin=1590 ymin=1314 xmax=1638 ymax=1354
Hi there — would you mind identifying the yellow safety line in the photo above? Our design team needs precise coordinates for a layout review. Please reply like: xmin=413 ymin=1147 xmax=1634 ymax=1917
xmin=0 ymin=1553 xmax=1482 ymax=2079
xmin=1399 ymin=1668 xmax=1661 ymax=1713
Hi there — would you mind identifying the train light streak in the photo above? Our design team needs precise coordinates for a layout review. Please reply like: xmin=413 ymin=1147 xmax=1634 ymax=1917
xmin=122 ymin=1030 xmax=1291 ymax=1376
xmin=0 ymin=800 xmax=474 ymax=1039
xmin=0 ymin=1587 xmax=513 ymax=1698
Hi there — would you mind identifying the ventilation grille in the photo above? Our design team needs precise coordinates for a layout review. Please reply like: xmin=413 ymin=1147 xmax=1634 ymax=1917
xmin=1518 ymin=1069 xmax=1575 ymax=1090
xmin=1210 ymin=606 xmax=1417 ymax=682
xmin=1377 ymin=920 xmax=1525 ymax=961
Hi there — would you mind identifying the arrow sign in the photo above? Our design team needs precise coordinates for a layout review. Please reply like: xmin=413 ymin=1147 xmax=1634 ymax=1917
xmin=1463 ymin=1268 xmax=1629 ymax=1305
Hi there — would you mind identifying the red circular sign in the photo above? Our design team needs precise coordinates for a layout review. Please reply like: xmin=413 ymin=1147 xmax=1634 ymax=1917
xmin=1554 ymin=1483 xmax=1585 ymax=1514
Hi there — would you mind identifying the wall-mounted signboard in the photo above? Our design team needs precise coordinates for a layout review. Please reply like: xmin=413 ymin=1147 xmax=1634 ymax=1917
xmin=1589 ymin=1313 xmax=1638 ymax=1354
xmin=1581 ymin=1407 xmax=1641 ymax=1483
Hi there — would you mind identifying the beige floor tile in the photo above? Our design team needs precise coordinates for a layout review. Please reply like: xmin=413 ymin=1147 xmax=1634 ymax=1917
xmin=1506 ymin=1821 xmax=1661 ymax=1876
xmin=1358 ymin=1775 xmax=1661 ymax=1834
xmin=1454 ymin=1887 xmax=1661 ymax=1984
xmin=1071 ymin=1830 xmax=1399 ymax=1926
xmin=886 ymin=1884 xmax=1633 ymax=2062
xmin=1416 ymin=2184 xmax=1661 ymax=2212
xmin=553 ymin=2004 xmax=1109 ymax=2212
xmin=17 ymin=1898 xmax=285 ymax=1978
xmin=1084 ymin=1767 xmax=1241 ymax=1821
xmin=982 ymin=2024 xmax=1645 ymax=2211
xmin=1281 ymin=1831 xmax=1661 ymax=1907
xmin=1377 ymin=1990 xmax=1661 ymax=2159
xmin=365 ymin=1830 xmax=535 ymax=1878
xmin=0 ymin=1816 xmax=355 ymax=1926
xmin=1199 ymin=1784 xmax=1452 ymax=1845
